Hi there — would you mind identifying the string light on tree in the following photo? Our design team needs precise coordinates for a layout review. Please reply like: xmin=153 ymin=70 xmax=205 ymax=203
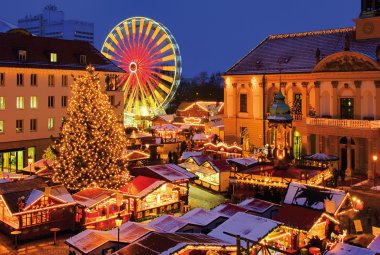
xmin=52 ymin=65 xmax=129 ymax=191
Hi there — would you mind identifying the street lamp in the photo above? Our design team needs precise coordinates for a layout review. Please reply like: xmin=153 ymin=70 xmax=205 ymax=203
xmin=373 ymin=155 xmax=378 ymax=189
xmin=27 ymin=156 xmax=33 ymax=176
xmin=115 ymin=213 xmax=122 ymax=251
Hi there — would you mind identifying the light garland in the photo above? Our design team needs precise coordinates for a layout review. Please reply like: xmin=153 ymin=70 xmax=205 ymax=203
xmin=52 ymin=65 xmax=129 ymax=191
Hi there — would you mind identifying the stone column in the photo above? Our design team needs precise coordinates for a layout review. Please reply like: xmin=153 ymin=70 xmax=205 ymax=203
xmin=368 ymin=140 xmax=375 ymax=181
xmin=314 ymin=81 xmax=321 ymax=117
xmin=346 ymin=138 xmax=352 ymax=178
xmin=375 ymin=81 xmax=380 ymax=120
xmin=331 ymin=81 xmax=339 ymax=118
xmin=354 ymin=80 xmax=362 ymax=119
xmin=223 ymin=83 xmax=228 ymax=117
xmin=301 ymin=82 xmax=309 ymax=118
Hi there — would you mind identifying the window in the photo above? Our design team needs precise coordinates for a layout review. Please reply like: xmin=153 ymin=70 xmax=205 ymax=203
xmin=18 ymin=50 xmax=27 ymax=61
xmin=0 ymin=73 xmax=4 ymax=86
xmin=50 ymin=53 xmax=57 ymax=62
xmin=48 ymin=75 xmax=55 ymax=87
xmin=30 ymin=96 xmax=38 ymax=109
xmin=0 ymin=97 xmax=5 ymax=110
xmin=61 ymin=75 xmax=68 ymax=87
xmin=16 ymin=119 xmax=23 ymax=132
xmin=16 ymin=96 xmax=24 ymax=109
xmin=30 ymin=74 xmax=37 ymax=86
xmin=240 ymin=94 xmax=247 ymax=112
xmin=340 ymin=98 xmax=354 ymax=119
xmin=61 ymin=96 xmax=67 ymax=108
xmin=48 ymin=117 xmax=54 ymax=130
xmin=80 ymin=55 xmax=87 ymax=65
xmin=0 ymin=120 xmax=3 ymax=133
xmin=109 ymin=95 xmax=115 ymax=106
xmin=48 ymin=96 xmax=55 ymax=108
xmin=293 ymin=94 xmax=302 ymax=115
xmin=17 ymin=73 xmax=24 ymax=86
xmin=30 ymin=119 xmax=37 ymax=131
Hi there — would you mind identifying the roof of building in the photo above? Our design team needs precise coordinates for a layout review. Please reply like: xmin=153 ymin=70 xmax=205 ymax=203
xmin=123 ymin=150 xmax=150 ymax=161
xmin=72 ymin=188 xmax=115 ymax=208
xmin=116 ymin=232 xmax=230 ymax=255
xmin=119 ymin=176 xmax=165 ymax=198
xmin=0 ymin=177 xmax=47 ymax=194
xmin=148 ymin=215 xmax=192 ymax=233
xmin=208 ymin=212 xmax=281 ymax=247
xmin=283 ymin=182 xmax=347 ymax=212
xmin=211 ymin=203 xmax=248 ymax=217
xmin=0 ymin=32 xmax=123 ymax=72
xmin=225 ymin=27 xmax=380 ymax=75
xmin=272 ymin=203 xmax=323 ymax=231
xmin=131 ymin=164 xmax=197 ymax=183
xmin=368 ymin=234 xmax=380 ymax=253
xmin=226 ymin=157 xmax=258 ymax=167
xmin=206 ymin=160 xmax=233 ymax=173
xmin=181 ymin=151 xmax=202 ymax=160
xmin=238 ymin=198 xmax=279 ymax=214
xmin=181 ymin=208 xmax=226 ymax=226
xmin=108 ymin=221 xmax=154 ymax=243
xmin=190 ymin=155 xmax=211 ymax=165
xmin=326 ymin=242 xmax=376 ymax=255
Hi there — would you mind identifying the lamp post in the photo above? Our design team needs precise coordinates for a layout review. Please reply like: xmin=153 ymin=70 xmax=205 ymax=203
xmin=115 ymin=213 xmax=122 ymax=251
xmin=27 ymin=156 xmax=33 ymax=176
xmin=373 ymin=155 xmax=378 ymax=189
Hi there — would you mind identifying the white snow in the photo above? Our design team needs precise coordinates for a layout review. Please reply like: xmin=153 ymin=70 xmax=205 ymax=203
xmin=326 ymin=243 xmax=376 ymax=255
xmin=148 ymin=214 xmax=191 ymax=233
xmin=181 ymin=208 xmax=225 ymax=226
xmin=368 ymin=234 xmax=380 ymax=253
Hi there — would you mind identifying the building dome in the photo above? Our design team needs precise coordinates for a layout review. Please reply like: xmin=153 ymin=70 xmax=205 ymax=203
xmin=267 ymin=89 xmax=293 ymax=127
xmin=0 ymin=18 xmax=17 ymax=33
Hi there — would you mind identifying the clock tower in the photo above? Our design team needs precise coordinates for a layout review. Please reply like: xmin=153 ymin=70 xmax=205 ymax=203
xmin=355 ymin=0 xmax=380 ymax=39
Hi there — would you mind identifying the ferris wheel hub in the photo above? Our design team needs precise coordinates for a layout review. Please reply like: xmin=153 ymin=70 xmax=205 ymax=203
xmin=129 ymin=62 xmax=137 ymax=73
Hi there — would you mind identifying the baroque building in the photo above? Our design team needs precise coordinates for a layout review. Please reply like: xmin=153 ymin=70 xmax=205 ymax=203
xmin=223 ymin=0 xmax=380 ymax=180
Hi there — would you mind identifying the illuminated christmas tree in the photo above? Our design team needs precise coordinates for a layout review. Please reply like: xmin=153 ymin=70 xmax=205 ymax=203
xmin=53 ymin=65 xmax=128 ymax=191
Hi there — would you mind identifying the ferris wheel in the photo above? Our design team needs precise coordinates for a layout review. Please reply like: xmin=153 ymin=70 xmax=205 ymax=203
xmin=101 ymin=17 xmax=182 ymax=117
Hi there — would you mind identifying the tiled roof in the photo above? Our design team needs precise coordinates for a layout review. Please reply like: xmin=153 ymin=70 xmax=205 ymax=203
xmin=225 ymin=27 xmax=380 ymax=75
xmin=119 ymin=176 xmax=164 ymax=198
xmin=0 ymin=32 xmax=123 ymax=72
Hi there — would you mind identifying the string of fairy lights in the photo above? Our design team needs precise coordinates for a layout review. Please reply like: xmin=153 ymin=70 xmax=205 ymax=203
xmin=52 ymin=65 xmax=129 ymax=191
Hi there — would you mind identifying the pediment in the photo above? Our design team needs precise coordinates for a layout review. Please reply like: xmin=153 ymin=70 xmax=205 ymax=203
xmin=313 ymin=51 xmax=380 ymax=72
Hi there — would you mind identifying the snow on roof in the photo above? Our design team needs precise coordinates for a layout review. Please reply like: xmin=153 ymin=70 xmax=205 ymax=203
xmin=181 ymin=208 xmax=226 ymax=226
xmin=119 ymin=176 xmax=165 ymax=198
xmin=212 ymin=203 xmax=248 ymax=217
xmin=66 ymin=229 xmax=115 ymax=254
xmin=284 ymin=182 xmax=346 ymax=212
xmin=208 ymin=212 xmax=281 ymax=247
xmin=72 ymin=188 xmax=115 ymax=208
xmin=181 ymin=151 xmax=202 ymax=160
xmin=145 ymin=164 xmax=197 ymax=182
xmin=238 ymin=198 xmax=278 ymax=213
xmin=326 ymin=243 xmax=376 ymax=255
xmin=227 ymin=157 xmax=258 ymax=167
xmin=25 ymin=189 xmax=43 ymax=207
xmin=50 ymin=186 xmax=75 ymax=203
xmin=192 ymin=133 xmax=209 ymax=141
xmin=148 ymin=215 xmax=191 ymax=233
xmin=368 ymin=234 xmax=380 ymax=253
xmin=108 ymin=221 xmax=154 ymax=243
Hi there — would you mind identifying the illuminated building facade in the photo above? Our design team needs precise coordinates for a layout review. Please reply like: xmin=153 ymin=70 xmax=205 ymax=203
xmin=0 ymin=30 xmax=124 ymax=173
xmin=223 ymin=1 xmax=380 ymax=180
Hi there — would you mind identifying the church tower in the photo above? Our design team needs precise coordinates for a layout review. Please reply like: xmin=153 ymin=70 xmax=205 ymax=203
xmin=355 ymin=0 xmax=380 ymax=39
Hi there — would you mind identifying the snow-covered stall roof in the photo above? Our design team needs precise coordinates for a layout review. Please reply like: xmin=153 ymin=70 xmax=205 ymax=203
xmin=181 ymin=151 xmax=202 ymax=160
xmin=108 ymin=221 xmax=154 ymax=243
xmin=181 ymin=208 xmax=226 ymax=226
xmin=148 ymin=215 xmax=192 ymax=233
xmin=227 ymin=157 xmax=258 ymax=167
xmin=66 ymin=229 xmax=115 ymax=254
xmin=144 ymin=164 xmax=197 ymax=182
xmin=72 ymin=188 xmax=115 ymax=208
xmin=208 ymin=212 xmax=281 ymax=247
xmin=368 ymin=234 xmax=380 ymax=253
xmin=326 ymin=243 xmax=376 ymax=255
xmin=238 ymin=198 xmax=279 ymax=214
xmin=211 ymin=203 xmax=248 ymax=217
xmin=283 ymin=182 xmax=346 ymax=212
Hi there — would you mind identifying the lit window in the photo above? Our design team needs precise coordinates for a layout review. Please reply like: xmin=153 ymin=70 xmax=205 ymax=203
xmin=0 ymin=97 xmax=5 ymax=110
xmin=0 ymin=120 xmax=3 ymax=133
xmin=80 ymin=55 xmax=87 ymax=65
xmin=50 ymin=53 xmax=57 ymax=63
xmin=30 ymin=74 xmax=37 ymax=86
xmin=61 ymin=75 xmax=68 ymax=87
xmin=30 ymin=96 xmax=38 ymax=109
xmin=16 ymin=96 xmax=24 ymax=109
xmin=16 ymin=119 xmax=23 ymax=132
xmin=17 ymin=73 xmax=24 ymax=86
xmin=48 ymin=96 xmax=55 ymax=108
xmin=18 ymin=50 xmax=27 ymax=61
xmin=48 ymin=75 xmax=55 ymax=87
xmin=30 ymin=119 xmax=37 ymax=131
xmin=48 ymin=118 xmax=54 ymax=130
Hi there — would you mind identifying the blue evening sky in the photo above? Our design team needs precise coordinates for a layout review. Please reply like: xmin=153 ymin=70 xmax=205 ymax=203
xmin=1 ymin=0 xmax=358 ymax=77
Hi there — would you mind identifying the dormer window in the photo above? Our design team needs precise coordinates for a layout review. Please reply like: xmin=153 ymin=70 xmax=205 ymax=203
xmin=50 ymin=53 xmax=57 ymax=63
xmin=18 ymin=50 xmax=27 ymax=62
xmin=80 ymin=55 xmax=87 ymax=65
